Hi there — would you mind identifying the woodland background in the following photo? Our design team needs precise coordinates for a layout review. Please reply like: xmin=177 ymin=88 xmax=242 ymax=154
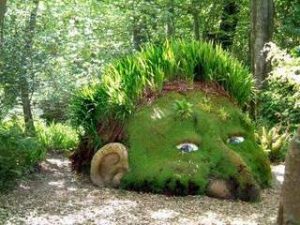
xmin=0 ymin=0 xmax=299 ymax=190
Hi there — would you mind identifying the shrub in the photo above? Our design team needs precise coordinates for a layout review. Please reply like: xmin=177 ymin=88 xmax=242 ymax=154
xmin=291 ymin=46 xmax=300 ymax=58
xmin=0 ymin=121 xmax=45 ymax=191
xmin=259 ymin=43 xmax=300 ymax=131
xmin=259 ymin=76 xmax=300 ymax=131
xmin=38 ymin=95 xmax=70 ymax=123
xmin=36 ymin=121 xmax=79 ymax=152
xmin=255 ymin=125 xmax=290 ymax=162
xmin=0 ymin=117 xmax=78 ymax=190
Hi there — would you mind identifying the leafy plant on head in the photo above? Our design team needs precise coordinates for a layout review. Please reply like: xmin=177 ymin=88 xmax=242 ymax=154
xmin=218 ymin=107 xmax=230 ymax=121
xmin=173 ymin=99 xmax=194 ymax=120
xmin=198 ymin=97 xmax=213 ymax=113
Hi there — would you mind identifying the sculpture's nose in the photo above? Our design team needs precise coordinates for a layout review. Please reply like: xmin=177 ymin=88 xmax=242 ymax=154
xmin=224 ymin=145 xmax=261 ymax=201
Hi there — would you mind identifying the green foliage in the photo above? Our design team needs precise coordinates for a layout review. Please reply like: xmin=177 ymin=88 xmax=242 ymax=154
xmin=0 ymin=0 xmax=298 ymax=126
xmin=0 ymin=117 xmax=78 ymax=190
xmin=121 ymin=91 xmax=271 ymax=198
xmin=218 ymin=107 xmax=230 ymax=121
xmin=38 ymin=97 xmax=70 ymax=123
xmin=0 ymin=121 xmax=46 ymax=191
xmin=36 ymin=122 xmax=79 ymax=152
xmin=259 ymin=44 xmax=300 ymax=131
xmin=162 ymin=41 xmax=253 ymax=103
xmin=260 ymin=76 xmax=300 ymax=130
xmin=274 ymin=0 xmax=300 ymax=49
xmin=291 ymin=46 xmax=300 ymax=58
xmin=173 ymin=99 xmax=194 ymax=120
xmin=71 ymin=40 xmax=253 ymax=140
xmin=255 ymin=126 xmax=289 ymax=162
xmin=198 ymin=97 xmax=213 ymax=113
xmin=70 ymin=85 xmax=107 ymax=149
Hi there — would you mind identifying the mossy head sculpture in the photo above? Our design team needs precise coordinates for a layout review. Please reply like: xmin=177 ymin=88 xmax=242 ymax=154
xmin=70 ymin=40 xmax=271 ymax=201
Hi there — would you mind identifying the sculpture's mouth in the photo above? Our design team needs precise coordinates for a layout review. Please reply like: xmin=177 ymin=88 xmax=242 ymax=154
xmin=176 ymin=143 xmax=199 ymax=153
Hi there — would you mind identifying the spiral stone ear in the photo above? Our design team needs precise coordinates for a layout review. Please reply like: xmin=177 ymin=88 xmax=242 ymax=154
xmin=90 ymin=143 xmax=129 ymax=188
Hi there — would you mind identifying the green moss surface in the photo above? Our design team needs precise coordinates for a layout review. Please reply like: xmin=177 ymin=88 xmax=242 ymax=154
xmin=120 ymin=91 xmax=271 ymax=200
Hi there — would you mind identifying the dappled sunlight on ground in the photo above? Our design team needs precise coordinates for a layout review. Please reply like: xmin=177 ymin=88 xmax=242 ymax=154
xmin=18 ymin=200 xmax=138 ymax=225
xmin=271 ymin=164 xmax=285 ymax=185
xmin=150 ymin=209 xmax=179 ymax=220
xmin=0 ymin=152 xmax=282 ymax=225
xmin=46 ymin=157 xmax=70 ymax=168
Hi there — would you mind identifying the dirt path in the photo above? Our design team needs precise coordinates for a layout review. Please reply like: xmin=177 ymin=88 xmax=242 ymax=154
xmin=0 ymin=152 xmax=282 ymax=225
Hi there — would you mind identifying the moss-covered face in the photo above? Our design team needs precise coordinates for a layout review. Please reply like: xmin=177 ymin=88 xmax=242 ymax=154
xmin=121 ymin=91 xmax=271 ymax=201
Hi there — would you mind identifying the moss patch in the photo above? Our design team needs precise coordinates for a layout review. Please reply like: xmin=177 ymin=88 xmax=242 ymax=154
xmin=120 ymin=91 xmax=271 ymax=199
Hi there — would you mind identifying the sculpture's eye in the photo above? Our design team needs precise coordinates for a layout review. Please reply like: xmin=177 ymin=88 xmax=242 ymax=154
xmin=227 ymin=136 xmax=245 ymax=145
xmin=177 ymin=143 xmax=199 ymax=153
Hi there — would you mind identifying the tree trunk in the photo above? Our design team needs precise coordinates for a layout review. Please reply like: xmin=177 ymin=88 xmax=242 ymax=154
xmin=277 ymin=127 xmax=300 ymax=225
xmin=250 ymin=0 xmax=274 ymax=89
xmin=190 ymin=0 xmax=201 ymax=41
xmin=20 ymin=0 xmax=39 ymax=135
xmin=0 ymin=0 xmax=7 ymax=47
xmin=20 ymin=77 xmax=35 ymax=134
xmin=166 ymin=0 xmax=175 ymax=38
xmin=192 ymin=10 xmax=200 ymax=41
xmin=132 ymin=16 xmax=147 ymax=51
xmin=219 ymin=1 xmax=240 ymax=49
xmin=131 ymin=0 xmax=147 ymax=51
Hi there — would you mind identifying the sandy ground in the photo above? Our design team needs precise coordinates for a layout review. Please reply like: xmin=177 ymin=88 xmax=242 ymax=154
xmin=0 ymin=152 xmax=284 ymax=225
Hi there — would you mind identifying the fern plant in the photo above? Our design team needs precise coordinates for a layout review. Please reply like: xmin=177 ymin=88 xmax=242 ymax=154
xmin=218 ymin=107 xmax=230 ymax=121
xmin=173 ymin=99 xmax=194 ymax=120
xmin=256 ymin=125 xmax=290 ymax=162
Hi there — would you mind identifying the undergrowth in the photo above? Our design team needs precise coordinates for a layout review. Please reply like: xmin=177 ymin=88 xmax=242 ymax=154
xmin=0 ymin=121 xmax=45 ymax=191
xmin=259 ymin=43 xmax=300 ymax=131
xmin=0 ymin=118 xmax=78 ymax=191
xmin=36 ymin=121 xmax=79 ymax=152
